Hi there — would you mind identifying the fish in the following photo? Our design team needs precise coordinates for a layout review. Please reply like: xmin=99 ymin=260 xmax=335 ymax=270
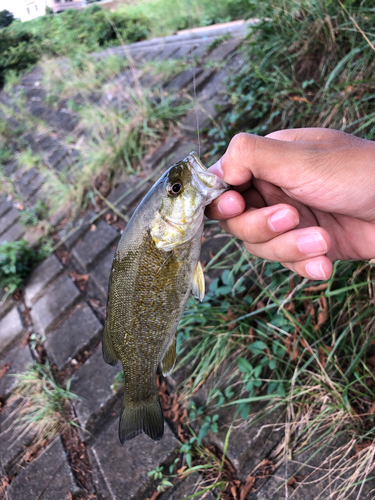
xmin=102 ymin=151 xmax=228 ymax=443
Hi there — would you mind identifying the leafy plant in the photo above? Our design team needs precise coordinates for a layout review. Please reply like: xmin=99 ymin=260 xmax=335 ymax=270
xmin=19 ymin=200 xmax=48 ymax=227
xmin=29 ymin=332 xmax=47 ymax=350
xmin=0 ymin=239 xmax=43 ymax=302
xmin=147 ymin=466 xmax=173 ymax=492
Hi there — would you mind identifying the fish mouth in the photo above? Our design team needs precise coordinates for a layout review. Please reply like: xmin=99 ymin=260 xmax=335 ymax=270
xmin=187 ymin=151 xmax=229 ymax=192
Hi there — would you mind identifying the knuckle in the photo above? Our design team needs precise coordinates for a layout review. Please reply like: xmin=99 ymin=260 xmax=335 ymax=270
xmin=228 ymin=133 xmax=252 ymax=161
xmin=271 ymin=243 xmax=285 ymax=262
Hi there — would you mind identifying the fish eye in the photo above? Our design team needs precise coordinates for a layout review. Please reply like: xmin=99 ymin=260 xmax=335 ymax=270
xmin=167 ymin=180 xmax=183 ymax=196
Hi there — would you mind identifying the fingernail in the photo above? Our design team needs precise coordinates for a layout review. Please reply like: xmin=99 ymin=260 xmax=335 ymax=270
xmin=305 ymin=262 xmax=327 ymax=280
xmin=218 ymin=195 xmax=243 ymax=216
xmin=209 ymin=159 xmax=224 ymax=178
xmin=268 ymin=209 xmax=299 ymax=232
xmin=298 ymin=233 xmax=327 ymax=255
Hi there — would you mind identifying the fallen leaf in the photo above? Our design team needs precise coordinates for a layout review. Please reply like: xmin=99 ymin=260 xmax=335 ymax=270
xmin=315 ymin=295 xmax=328 ymax=330
xmin=90 ymin=224 xmax=97 ymax=232
xmin=318 ymin=344 xmax=333 ymax=368
xmin=249 ymin=327 xmax=255 ymax=342
xmin=370 ymin=401 xmax=375 ymax=415
xmin=366 ymin=356 xmax=375 ymax=367
xmin=304 ymin=283 xmax=328 ymax=293
xmin=286 ymin=333 xmax=300 ymax=361
xmin=87 ymin=299 xmax=106 ymax=322
xmin=290 ymin=96 xmax=308 ymax=102
xmin=231 ymin=485 xmax=238 ymax=499
xmin=146 ymin=492 xmax=162 ymax=500
xmin=221 ymin=309 xmax=237 ymax=331
xmin=0 ymin=363 xmax=11 ymax=380
xmin=69 ymin=272 xmax=89 ymax=292
xmin=240 ymin=476 xmax=256 ymax=500
xmin=300 ymin=337 xmax=314 ymax=354
xmin=355 ymin=441 xmax=372 ymax=453
xmin=287 ymin=477 xmax=297 ymax=487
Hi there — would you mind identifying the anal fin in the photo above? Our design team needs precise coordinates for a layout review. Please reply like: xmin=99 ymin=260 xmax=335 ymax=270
xmin=161 ymin=332 xmax=177 ymax=376
xmin=191 ymin=261 xmax=205 ymax=302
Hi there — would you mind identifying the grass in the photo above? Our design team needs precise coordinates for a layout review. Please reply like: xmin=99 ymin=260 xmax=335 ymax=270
xmin=5 ymin=362 xmax=80 ymax=460
xmin=39 ymin=54 xmax=193 ymax=215
xmin=121 ymin=0 xmax=250 ymax=37
xmin=210 ymin=0 xmax=375 ymax=152
xmin=171 ymin=242 xmax=375 ymax=497
xmin=41 ymin=53 xmax=130 ymax=105
xmin=141 ymin=58 xmax=189 ymax=85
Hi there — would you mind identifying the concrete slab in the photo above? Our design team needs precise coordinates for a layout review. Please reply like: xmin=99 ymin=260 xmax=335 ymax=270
xmin=24 ymin=254 xmax=64 ymax=307
xmin=45 ymin=302 xmax=102 ymax=370
xmin=30 ymin=274 xmax=81 ymax=335
xmin=0 ymin=308 xmax=26 ymax=356
xmin=91 ymin=418 xmax=179 ymax=500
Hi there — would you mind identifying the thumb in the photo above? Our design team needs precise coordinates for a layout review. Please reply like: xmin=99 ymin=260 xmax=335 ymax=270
xmin=209 ymin=132 xmax=313 ymax=187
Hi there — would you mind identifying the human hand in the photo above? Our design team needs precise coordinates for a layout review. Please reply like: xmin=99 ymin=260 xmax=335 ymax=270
xmin=206 ymin=128 xmax=375 ymax=280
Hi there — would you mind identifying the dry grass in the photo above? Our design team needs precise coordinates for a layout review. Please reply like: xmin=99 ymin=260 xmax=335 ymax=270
xmin=4 ymin=363 xmax=80 ymax=461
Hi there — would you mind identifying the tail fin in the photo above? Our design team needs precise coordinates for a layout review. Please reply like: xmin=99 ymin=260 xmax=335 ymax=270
xmin=119 ymin=394 xmax=164 ymax=444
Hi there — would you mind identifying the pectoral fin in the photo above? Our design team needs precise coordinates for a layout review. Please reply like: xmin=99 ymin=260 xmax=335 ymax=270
xmin=161 ymin=332 xmax=177 ymax=376
xmin=191 ymin=261 xmax=205 ymax=302
xmin=102 ymin=321 xmax=118 ymax=366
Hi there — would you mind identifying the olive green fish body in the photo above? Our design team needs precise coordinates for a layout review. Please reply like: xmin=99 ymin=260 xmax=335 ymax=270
xmin=103 ymin=153 xmax=228 ymax=443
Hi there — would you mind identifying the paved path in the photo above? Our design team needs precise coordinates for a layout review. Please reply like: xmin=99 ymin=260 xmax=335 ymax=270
xmin=0 ymin=21 xmax=374 ymax=500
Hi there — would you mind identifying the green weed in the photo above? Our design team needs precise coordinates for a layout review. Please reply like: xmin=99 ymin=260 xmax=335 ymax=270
xmin=16 ymin=149 xmax=43 ymax=171
xmin=148 ymin=466 xmax=174 ymax=492
xmin=19 ymin=200 xmax=48 ymax=227
xmin=3 ymin=70 xmax=20 ymax=92
xmin=141 ymin=58 xmax=188 ymax=84
xmin=207 ymin=34 xmax=231 ymax=53
xmin=0 ymin=239 xmax=44 ymax=303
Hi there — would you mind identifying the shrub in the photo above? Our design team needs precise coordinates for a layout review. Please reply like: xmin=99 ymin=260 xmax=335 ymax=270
xmin=0 ymin=29 xmax=38 ymax=87
xmin=0 ymin=9 xmax=14 ymax=29
xmin=0 ymin=6 xmax=150 ymax=87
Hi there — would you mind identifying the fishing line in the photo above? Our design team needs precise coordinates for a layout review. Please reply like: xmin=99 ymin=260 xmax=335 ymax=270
xmin=187 ymin=0 xmax=201 ymax=158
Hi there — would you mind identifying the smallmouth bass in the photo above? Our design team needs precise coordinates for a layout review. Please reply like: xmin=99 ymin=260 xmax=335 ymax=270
xmin=103 ymin=152 xmax=228 ymax=443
